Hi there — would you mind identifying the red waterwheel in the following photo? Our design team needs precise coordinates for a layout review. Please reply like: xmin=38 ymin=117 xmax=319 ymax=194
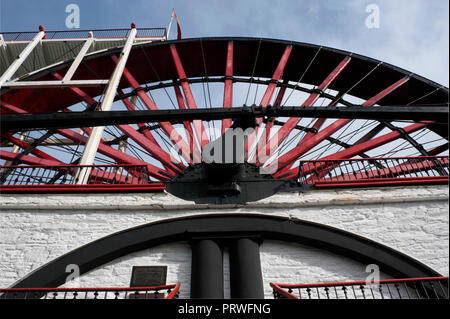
xmin=1 ymin=37 xmax=448 ymax=203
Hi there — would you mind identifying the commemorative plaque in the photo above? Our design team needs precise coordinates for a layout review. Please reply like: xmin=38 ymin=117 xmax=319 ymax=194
xmin=129 ymin=266 xmax=167 ymax=287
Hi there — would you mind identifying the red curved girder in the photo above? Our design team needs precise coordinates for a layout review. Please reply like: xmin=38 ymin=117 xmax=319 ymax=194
xmin=169 ymin=44 xmax=209 ymax=150
xmin=0 ymin=150 xmax=63 ymax=166
xmin=261 ymin=56 xmax=352 ymax=161
xmin=272 ymin=76 xmax=411 ymax=174
xmin=274 ymin=121 xmax=430 ymax=178
xmin=222 ymin=40 xmax=234 ymax=135
xmin=113 ymin=55 xmax=193 ymax=164
xmin=316 ymin=157 xmax=449 ymax=182
xmin=173 ymin=84 xmax=199 ymax=163
xmin=55 ymin=73 xmax=182 ymax=175
xmin=4 ymin=134 xmax=63 ymax=163
xmin=1 ymin=103 xmax=171 ymax=181
xmin=246 ymin=45 xmax=293 ymax=161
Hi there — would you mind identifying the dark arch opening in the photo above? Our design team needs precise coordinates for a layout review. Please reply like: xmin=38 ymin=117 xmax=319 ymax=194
xmin=11 ymin=213 xmax=443 ymax=289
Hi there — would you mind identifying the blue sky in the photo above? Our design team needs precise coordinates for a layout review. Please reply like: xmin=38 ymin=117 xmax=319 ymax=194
xmin=1 ymin=0 xmax=449 ymax=86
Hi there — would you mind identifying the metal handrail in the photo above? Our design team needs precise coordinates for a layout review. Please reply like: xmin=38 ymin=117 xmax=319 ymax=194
xmin=298 ymin=156 xmax=449 ymax=187
xmin=0 ymin=164 xmax=162 ymax=186
xmin=271 ymin=277 xmax=449 ymax=299
xmin=0 ymin=283 xmax=181 ymax=299
xmin=1 ymin=27 xmax=167 ymax=41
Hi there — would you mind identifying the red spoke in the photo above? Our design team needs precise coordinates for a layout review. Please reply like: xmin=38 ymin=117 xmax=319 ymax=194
xmin=298 ymin=92 xmax=344 ymax=144
xmin=222 ymin=41 xmax=234 ymax=134
xmin=273 ymin=76 xmax=410 ymax=173
xmin=54 ymin=76 xmax=182 ymax=173
xmin=116 ymin=124 xmax=180 ymax=175
xmin=321 ymin=157 xmax=449 ymax=182
xmin=274 ymin=121 xmax=430 ymax=178
xmin=170 ymin=44 xmax=209 ymax=149
xmin=246 ymin=45 xmax=293 ymax=161
xmin=278 ymin=122 xmax=387 ymax=177
xmin=0 ymin=155 xmax=137 ymax=185
xmin=1 ymin=100 xmax=27 ymax=113
xmin=265 ymin=79 xmax=288 ymax=133
xmin=114 ymin=56 xmax=193 ymax=163
xmin=255 ymin=80 xmax=289 ymax=165
xmin=55 ymin=128 xmax=171 ymax=181
xmin=5 ymin=134 xmax=63 ymax=163
xmin=2 ymin=103 xmax=171 ymax=181
xmin=173 ymin=84 xmax=199 ymax=163
xmin=265 ymin=56 xmax=352 ymax=157
xmin=118 ymin=90 xmax=185 ymax=172
xmin=260 ymin=46 xmax=293 ymax=107
xmin=428 ymin=143 xmax=449 ymax=155
xmin=0 ymin=150 xmax=62 ymax=166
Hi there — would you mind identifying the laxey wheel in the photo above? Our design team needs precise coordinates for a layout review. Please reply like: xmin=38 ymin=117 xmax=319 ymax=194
xmin=1 ymin=37 xmax=448 ymax=203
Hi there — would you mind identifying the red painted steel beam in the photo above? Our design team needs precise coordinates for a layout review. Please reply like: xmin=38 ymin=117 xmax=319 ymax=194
xmin=273 ymin=76 xmax=410 ymax=174
xmin=314 ymin=176 xmax=448 ymax=188
xmin=298 ymin=91 xmax=344 ymax=145
xmin=290 ymin=122 xmax=388 ymax=180
xmin=264 ymin=56 xmax=352 ymax=158
xmin=260 ymin=46 xmax=293 ymax=107
xmin=118 ymin=88 xmax=169 ymax=146
xmin=265 ymin=80 xmax=288 ymax=133
xmin=52 ymin=72 xmax=98 ymax=105
xmin=113 ymin=55 xmax=193 ymax=164
xmin=0 ymin=150 xmax=62 ymax=166
xmin=56 ymin=75 xmax=181 ymax=174
xmin=1 ymin=100 xmax=27 ymax=114
xmin=55 ymin=128 xmax=170 ymax=181
xmin=173 ymin=84 xmax=199 ymax=164
xmin=115 ymin=90 xmax=183 ymax=174
xmin=255 ymin=80 xmax=290 ymax=165
xmin=274 ymin=122 xmax=430 ymax=179
xmin=428 ymin=143 xmax=449 ymax=156
xmin=55 ymin=74 xmax=180 ymax=175
xmin=5 ymin=134 xmax=64 ymax=163
xmin=281 ymin=122 xmax=431 ymax=179
xmin=169 ymin=45 xmax=209 ymax=150
xmin=0 ymin=184 xmax=166 ymax=193
xmin=222 ymin=41 xmax=234 ymax=135
xmin=320 ymin=122 xmax=429 ymax=161
xmin=115 ymin=124 xmax=180 ymax=175
xmin=2 ymin=103 xmax=170 ymax=181
xmin=53 ymin=73 xmax=107 ymax=144
xmin=247 ymin=45 xmax=293 ymax=161
xmin=304 ymin=157 xmax=449 ymax=184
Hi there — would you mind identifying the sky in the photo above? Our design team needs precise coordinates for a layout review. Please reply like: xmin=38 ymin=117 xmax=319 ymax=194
xmin=0 ymin=0 xmax=448 ymax=86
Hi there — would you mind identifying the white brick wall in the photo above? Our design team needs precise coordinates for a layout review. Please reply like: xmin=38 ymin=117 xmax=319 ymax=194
xmin=0 ymin=185 xmax=448 ymax=299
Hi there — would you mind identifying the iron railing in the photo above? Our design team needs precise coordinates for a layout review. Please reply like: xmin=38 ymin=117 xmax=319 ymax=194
xmin=271 ymin=277 xmax=449 ymax=299
xmin=298 ymin=156 xmax=449 ymax=188
xmin=1 ymin=27 xmax=167 ymax=41
xmin=0 ymin=164 xmax=166 ymax=192
xmin=0 ymin=283 xmax=180 ymax=299
xmin=0 ymin=164 xmax=152 ymax=185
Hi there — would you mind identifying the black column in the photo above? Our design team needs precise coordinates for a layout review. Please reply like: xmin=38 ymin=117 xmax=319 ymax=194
xmin=190 ymin=239 xmax=224 ymax=298
xmin=229 ymin=238 xmax=264 ymax=298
